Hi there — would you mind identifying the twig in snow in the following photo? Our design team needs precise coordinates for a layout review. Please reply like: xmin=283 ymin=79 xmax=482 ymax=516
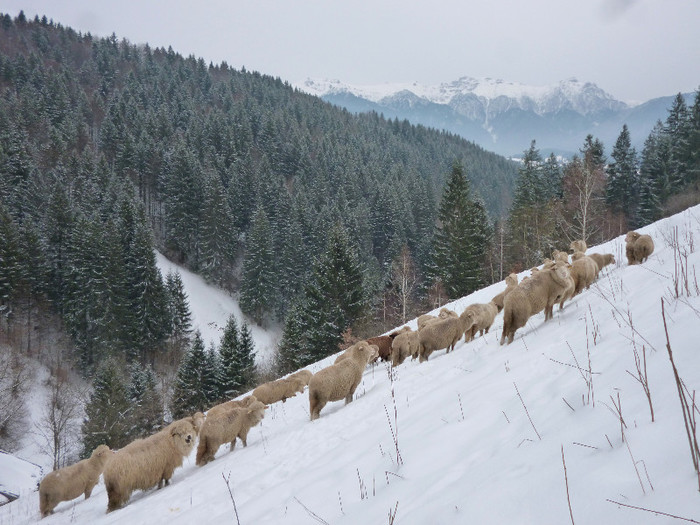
xmin=294 ymin=497 xmax=330 ymax=525
xmin=561 ymin=446 xmax=575 ymax=525
xmin=514 ymin=382 xmax=541 ymax=440
xmin=222 ymin=472 xmax=242 ymax=525
xmin=607 ymin=499 xmax=700 ymax=523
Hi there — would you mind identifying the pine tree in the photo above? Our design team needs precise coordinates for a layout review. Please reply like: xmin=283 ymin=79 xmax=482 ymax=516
xmin=165 ymin=270 xmax=193 ymax=353
xmin=297 ymin=222 xmax=368 ymax=363
xmin=606 ymin=124 xmax=639 ymax=225
xmin=217 ymin=314 xmax=242 ymax=400
xmin=664 ymin=93 xmax=692 ymax=186
xmin=127 ymin=362 xmax=164 ymax=440
xmin=239 ymin=206 xmax=276 ymax=325
xmin=170 ymin=331 xmax=213 ymax=418
xmin=199 ymin=172 xmax=235 ymax=284
xmin=638 ymin=123 xmax=670 ymax=225
xmin=81 ymin=359 xmax=131 ymax=458
xmin=276 ymin=302 xmax=310 ymax=375
xmin=431 ymin=162 xmax=491 ymax=297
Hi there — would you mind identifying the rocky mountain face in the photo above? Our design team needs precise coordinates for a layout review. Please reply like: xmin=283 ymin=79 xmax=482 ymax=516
xmin=300 ymin=77 xmax=689 ymax=157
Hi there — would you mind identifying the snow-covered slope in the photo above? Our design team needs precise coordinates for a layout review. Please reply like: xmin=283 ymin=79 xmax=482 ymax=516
xmin=3 ymin=206 xmax=700 ymax=524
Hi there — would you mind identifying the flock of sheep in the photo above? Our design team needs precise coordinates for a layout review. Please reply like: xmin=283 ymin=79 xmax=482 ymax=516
xmin=36 ymin=230 xmax=654 ymax=518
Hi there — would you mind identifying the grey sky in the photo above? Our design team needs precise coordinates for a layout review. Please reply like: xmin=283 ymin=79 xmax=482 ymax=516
xmin=1 ymin=0 xmax=698 ymax=103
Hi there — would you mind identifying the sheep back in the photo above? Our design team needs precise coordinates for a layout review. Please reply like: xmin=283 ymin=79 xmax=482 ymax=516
xmin=366 ymin=335 xmax=395 ymax=362
xmin=207 ymin=396 xmax=258 ymax=419
xmin=309 ymin=342 xmax=378 ymax=420
xmin=39 ymin=444 xmax=112 ymax=517
xmin=252 ymin=377 xmax=306 ymax=405
xmin=463 ymin=302 xmax=499 ymax=342
xmin=625 ymin=231 xmax=654 ymax=264
xmin=491 ymin=273 xmax=518 ymax=312
xmin=391 ymin=328 xmax=420 ymax=366
xmin=196 ymin=400 xmax=266 ymax=465
xmin=289 ymin=369 xmax=313 ymax=386
xmin=103 ymin=419 xmax=197 ymax=512
xmin=418 ymin=309 xmax=475 ymax=362
xmin=588 ymin=252 xmax=615 ymax=274
xmin=570 ymin=256 xmax=598 ymax=294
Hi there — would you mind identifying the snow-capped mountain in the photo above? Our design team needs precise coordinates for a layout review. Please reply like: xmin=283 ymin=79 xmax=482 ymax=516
xmin=299 ymin=77 xmax=687 ymax=157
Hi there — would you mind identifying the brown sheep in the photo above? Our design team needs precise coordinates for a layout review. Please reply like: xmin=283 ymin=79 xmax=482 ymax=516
xmin=491 ymin=273 xmax=519 ymax=313
xmin=391 ymin=328 xmax=420 ymax=366
xmin=625 ymin=231 xmax=654 ymax=264
xmin=252 ymin=376 xmax=306 ymax=405
xmin=570 ymin=239 xmax=587 ymax=254
xmin=103 ymin=418 xmax=198 ymax=512
xmin=500 ymin=263 xmax=571 ymax=345
xmin=309 ymin=341 xmax=379 ymax=420
xmin=366 ymin=333 xmax=401 ymax=362
xmin=569 ymin=255 xmax=599 ymax=295
xmin=463 ymin=301 xmax=499 ymax=342
xmin=196 ymin=399 xmax=267 ymax=466
xmin=39 ymin=444 xmax=112 ymax=517
xmin=418 ymin=309 xmax=476 ymax=362
xmin=588 ymin=252 xmax=615 ymax=274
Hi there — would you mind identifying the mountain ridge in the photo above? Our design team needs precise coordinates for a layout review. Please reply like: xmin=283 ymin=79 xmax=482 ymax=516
xmin=298 ymin=76 xmax=692 ymax=157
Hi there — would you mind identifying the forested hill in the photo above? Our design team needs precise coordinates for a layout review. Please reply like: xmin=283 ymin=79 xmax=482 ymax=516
xmin=0 ymin=12 xmax=517 ymax=367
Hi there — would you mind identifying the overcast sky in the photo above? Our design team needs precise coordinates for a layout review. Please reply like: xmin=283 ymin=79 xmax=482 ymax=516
xmin=1 ymin=0 xmax=698 ymax=103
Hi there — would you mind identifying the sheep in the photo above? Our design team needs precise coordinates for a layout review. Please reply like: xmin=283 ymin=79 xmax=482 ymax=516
xmin=391 ymin=328 xmax=420 ymax=366
xmin=207 ymin=396 xmax=258 ymax=419
xmin=252 ymin=376 xmax=306 ymax=405
xmin=552 ymin=250 xmax=569 ymax=264
xmin=103 ymin=418 xmax=198 ymax=512
xmin=309 ymin=341 xmax=379 ymax=421
xmin=463 ymin=301 xmax=499 ymax=342
xmin=418 ymin=309 xmax=476 ymax=362
xmin=569 ymin=255 xmax=599 ymax=295
xmin=625 ymin=231 xmax=654 ymax=265
xmin=416 ymin=307 xmax=458 ymax=330
xmin=570 ymin=251 xmax=585 ymax=262
xmin=491 ymin=273 xmax=519 ymax=313
xmin=196 ymin=399 xmax=267 ymax=466
xmin=570 ymin=239 xmax=587 ymax=254
xmin=288 ymin=369 xmax=313 ymax=386
xmin=366 ymin=332 xmax=401 ymax=362
xmin=500 ymin=263 xmax=571 ymax=345
xmin=588 ymin=252 xmax=615 ymax=274
xmin=39 ymin=444 xmax=112 ymax=517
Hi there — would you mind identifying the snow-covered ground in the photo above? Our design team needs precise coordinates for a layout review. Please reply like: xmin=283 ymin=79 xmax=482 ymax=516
xmin=3 ymin=205 xmax=700 ymax=524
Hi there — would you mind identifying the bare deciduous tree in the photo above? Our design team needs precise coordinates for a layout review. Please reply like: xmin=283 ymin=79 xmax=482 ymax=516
xmin=0 ymin=347 xmax=30 ymax=451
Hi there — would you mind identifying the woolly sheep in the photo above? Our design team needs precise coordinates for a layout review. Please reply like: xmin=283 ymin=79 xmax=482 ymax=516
xmin=569 ymin=255 xmax=599 ymax=295
xmin=570 ymin=239 xmax=587 ymax=254
xmin=570 ymin=251 xmax=585 ymax=262
xmin=463 ymin=301 xmax=499 ymax=342
xmin=500 ymin=263 xmax=571 ymax=345
xmin=391 ymin=328 xmax=420 ymax=366
xmin=309 ymin=341 xmax=379 ymax=421
xmin=625 ymin=231 xmax=654 ymax=265
xmin=552 ymin=250 xmax=569 ymax=264
xmin=366 ymin=331 xmax=403 ymax=362
xmin=103 ymin=418 xmax=198 ymax=512
xmin=418 ymin=309 xmax=476 ymax=362
xmin=416 ymin=307 xmax=458 ymax=330
xmin=252 ymin=376 xmax=306 ymax=405
xmin=588 ymin=252 xmax=615 ymax=274
xmin=289 ymin=369 xmax=313 ymax=386
xmin=196 ymin=399 xmax=267 ymax=466
xmin=39 ymin=444 xmax=112 ymax=517
xmin=207 ymin=396 xmax=258 ymax=419
xmin=491 ymin=273 xmax=519 ymax=313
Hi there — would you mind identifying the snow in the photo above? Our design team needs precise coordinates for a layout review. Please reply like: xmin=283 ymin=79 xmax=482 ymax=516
xmin=298 ymin=76 xmax=629 ymax=114
xmin=154 ymin=252 xmax=281 ymax=366
xmin=3 ymin=205 xmax=700 ymax=524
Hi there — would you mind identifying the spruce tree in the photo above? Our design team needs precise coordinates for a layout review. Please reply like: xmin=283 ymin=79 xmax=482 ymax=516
xmin=606 ymin=124 xmax=639 ymax=225
xmin=239 ymin=206 xmax=276 ymax=325
xmin=81 ymin=359 xmax=131 ymax=457
xmin=170 ymin=331 xmax=213 ymax=418
xmin=431 ymin=162 xmax=490 ymax=297
xmin=276 ymin=302 xmax=310 ymax=375
xmin=165 ymin=270 xmax=193 ymax=353
xmin=127 ymin=362 xmax=164 ymax=440
xmin=217 ymin=314 xmax=245 ymax=400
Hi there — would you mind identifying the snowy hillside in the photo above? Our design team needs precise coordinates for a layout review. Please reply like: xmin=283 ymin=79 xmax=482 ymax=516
xmin=3 ymin=206 xmax=700 ymax=524
xmin=155 ymin=252 xmax=281 ymax=366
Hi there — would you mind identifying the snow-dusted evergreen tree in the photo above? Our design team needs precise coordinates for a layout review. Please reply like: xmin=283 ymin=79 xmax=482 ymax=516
xmin=664 ymin=93 xmax=692 ymax=186
xmin=204 ymin=343 xmax=222 ymax=406
xmin=199 ymin=172 xmax=235 ymax=284
xmin=431 ymin=162 xmax=491 ymax=297
xmin=606 ymin=124 xmax=639 ymax=225
xmin=217 ymin=315 xmax=257 ymax=400
xmin=237 ymin=321 xmax=257 ymax=391
xmin=240 ymin=206 xmax=276 ymax=325
xmin=165 ymin=270 xmax=193 ymax=351
xmin=295 ymin=222 xmax=368 ymax=364
xmin=276 ymin=302 xmax=310 ymax=375
xmin=127 ymin=362 xmax=164 ymax=440
xmin=81 ymin=359 xmax=131 ymax=458
xmin=170 ymin=331 xmax=213 ymax=418
xmin=638 ymin=122 xmax=670 ymax=225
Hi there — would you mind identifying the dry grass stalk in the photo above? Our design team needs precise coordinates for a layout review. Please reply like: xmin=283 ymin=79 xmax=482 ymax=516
xmin=626 ymin=343 xmax=654 ymax=422
xmin=388 ymin=501 xmax=399 ymax=525
xmin=514 ymin=382 xmax=541 ymax=440
xmin=222 ymin=472 xmax=241 ymax=525
xmin=561 ymin=445 xmax=575 ymax=525
xmin=606 ymin=499 xmax=700 ymax=523
xmin=662 ymin=297 xmax=700 ymax=491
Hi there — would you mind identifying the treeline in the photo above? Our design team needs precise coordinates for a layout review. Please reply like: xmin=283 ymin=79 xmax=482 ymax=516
xmin=0 ymin=12 xmax=517 ymax=374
